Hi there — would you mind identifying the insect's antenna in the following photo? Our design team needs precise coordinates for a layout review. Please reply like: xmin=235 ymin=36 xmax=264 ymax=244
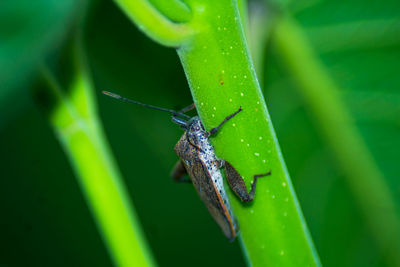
xmin=102 ymin=91 xmax=191 ymax=119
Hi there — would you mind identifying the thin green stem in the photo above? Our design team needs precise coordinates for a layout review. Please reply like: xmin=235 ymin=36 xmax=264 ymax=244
xmin=114 ymin=0 xmax=194 ymax=47
xmin=149 ymin=0 xmax=192 ymax=22
xmin=36 ymin=37 xmax=156 ymax=267
xmin=272 ymin=15 xmax=400 ymax=266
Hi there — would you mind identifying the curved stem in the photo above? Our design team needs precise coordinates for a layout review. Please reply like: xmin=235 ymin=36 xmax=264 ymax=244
xmin=149 ymin=0 xmax=192 ymax=23
xmin=35 ymin=36 xmax=156 ymax=267
xmin=114 ymin=0 xmax=194 ymax=47
xmin=272 ymin=15 xmax=400 ymax=266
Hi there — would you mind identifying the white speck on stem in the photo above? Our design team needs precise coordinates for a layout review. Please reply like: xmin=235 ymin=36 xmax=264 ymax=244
xmin=240 ymin=92 xmax=244 ymax=96
xmin=229 ymin=46 xmax=233 ymax=49
xmin=259 ymin=136 xmax=262 ymax=140
xmin=263 ymin=159 xmax=266 ymax=163
xmin=229 ymin=98 xmax=232 ymax=102
xmin=212 ymin=114 xmax=215 ymax=118
xmin=272 ymin=195 xmax=276 ymax=199
xmin=233 ymin=75 xmax=237 ymax=79
xmin=240 ymin=139 xmax=244 ymax=142
xmin=232 ymin=123 xmax=236 ymax=127
xmin=244 ymin=75 xmax=247 ymax=78
xmin=200 ymin=102 xmax=204 ymax=106
xmin=254 ymin=152 xmax=260 ymax=156
xmin=213 ymin=106 xmax=216 ymax=111
xmin=282 ymin=182 xmax=286 ymax=187
xmin=247 ymin=143 xmax=250 ymax=147
xmin=250 ymin=209 xmax=254 ymax=214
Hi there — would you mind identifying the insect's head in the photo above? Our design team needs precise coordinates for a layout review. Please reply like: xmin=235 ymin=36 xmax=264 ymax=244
xmin=187 ymin=117 xmax=205 ymax=133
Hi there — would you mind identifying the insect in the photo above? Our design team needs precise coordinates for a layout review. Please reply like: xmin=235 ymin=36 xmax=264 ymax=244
xmin=103 ymin=91 xmax=271 ymax=240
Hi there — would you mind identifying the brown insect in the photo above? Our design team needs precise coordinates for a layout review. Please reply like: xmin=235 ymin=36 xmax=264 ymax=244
xmin=103 ymin=91 xmax=271 ymax=240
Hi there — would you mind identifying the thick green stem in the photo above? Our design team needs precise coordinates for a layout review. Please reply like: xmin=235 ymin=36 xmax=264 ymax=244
xmin=114 ymin=0 xmax=194 ymax=46
xmin=36 ymin=38 xmax=156 ymax=267
xmin=177 ymin=1 xmax=320 ymax=265
xmin=272 ymin=15 xmax=400 ymax=266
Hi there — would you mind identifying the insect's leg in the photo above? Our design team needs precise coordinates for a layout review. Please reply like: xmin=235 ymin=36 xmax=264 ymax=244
xmin=178 ymin=103 xmax=196 ymax=114
xmin=206 ymin=107 xmax=242 ymax=137
xmin=224 ymin=160 xmax=271 ymax=202
xmin=216 ymin=159 xmax=225 ymax=169
xmin=171 ymin=160 xmax=191 ymax=183
xmin=172 ymin=116 xmax=188 ymax=128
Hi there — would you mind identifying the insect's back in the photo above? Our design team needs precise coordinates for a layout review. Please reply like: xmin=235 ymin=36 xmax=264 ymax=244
xmin=174 ymin=131 xmax=238 ymax=239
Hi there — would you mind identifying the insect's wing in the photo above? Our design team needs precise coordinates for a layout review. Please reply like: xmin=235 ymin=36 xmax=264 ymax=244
xmin=173 ymin=131 xmax=237 ymax=239
xmin=191 ymin=162 xmax=236 ymax=240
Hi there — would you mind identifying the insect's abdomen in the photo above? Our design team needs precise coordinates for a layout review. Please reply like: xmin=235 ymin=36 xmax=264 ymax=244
xmin=192 ymin=161 xmax=237 ymax=239
xmin=174 ymin=130 xmax=238 ymax=239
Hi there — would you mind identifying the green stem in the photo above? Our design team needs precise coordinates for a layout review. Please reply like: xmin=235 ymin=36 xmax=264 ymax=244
xmin=114 ymin=0 xmax=194 ymax=46
xmin=272 ymin=15 xmax=400 ymax=266
xmin=149 ymin=0 xmax=192 ymax=22
xmin=36 ymin=37 xmax=156 ymax=267
xmin=178 ymin=1 xmax=319 ymax=266
xmin=113 ymin=0 xmax=321 ymax=265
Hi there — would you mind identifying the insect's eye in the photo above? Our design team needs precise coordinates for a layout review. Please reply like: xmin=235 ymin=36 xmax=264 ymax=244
xmin=193 ymin=125 xmax=200 ymax=131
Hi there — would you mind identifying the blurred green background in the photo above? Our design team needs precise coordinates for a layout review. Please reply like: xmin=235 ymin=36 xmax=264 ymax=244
xmin=1 ymin=0 xmax=399 ymax=266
